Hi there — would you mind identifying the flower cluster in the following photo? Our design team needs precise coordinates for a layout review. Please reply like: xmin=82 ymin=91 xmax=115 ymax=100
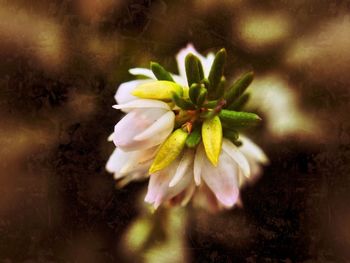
xmin=106 ymin=44 xmax=268 ymax=211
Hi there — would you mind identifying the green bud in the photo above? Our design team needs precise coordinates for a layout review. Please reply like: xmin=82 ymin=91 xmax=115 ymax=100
xmin=227 ymin=92 xmax=250 ymax=110
xmin=224 ymin=71 xmax=254 ymax=106
xmin=202 ymin=115 xmax=223 ymax=166
xmin=172 ymin=92 xmax=195 ymax=110
xmin=185 ymin=53 xmax=204 ymax=86
xmin=219 ymin=109 xmax=261 ymax=127
xmin=132 ymin=81 xmax=183 ymax=100
xmin=185 ymin=125 xmax=202 ymax=148
xmin=208 ymin=48 xmax=226 ymax=93
xmin=150 ymin=62 xmax=174 ymax=82
xmin=149 ymin=129 xmax=188 ymax=174
xmin=196 ymin=86 xmax=208 ymax=107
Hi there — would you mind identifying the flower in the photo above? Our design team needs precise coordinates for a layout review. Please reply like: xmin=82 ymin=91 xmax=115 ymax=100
xmin=106 ymin=44 xmax=268 ymax=210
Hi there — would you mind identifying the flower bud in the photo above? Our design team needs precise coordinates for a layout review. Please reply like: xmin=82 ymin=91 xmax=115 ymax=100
xmin=132 ymin=81 xmax=183 ymax=100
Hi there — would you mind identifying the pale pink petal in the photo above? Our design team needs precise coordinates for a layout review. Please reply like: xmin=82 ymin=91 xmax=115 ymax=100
xmin=134 ymin=111 xmax=175 ymax=141
xmin=194 ymin=144 xmax=205 ymax=185
xmin=129 ymin=68 xmax=156 ymax=79
xmin=113 ymin=108 xmax=168 ymax=151
xmin=240 ymin=135 xmax=269 ymax=164
xmin=115 ymin=79 xmax=153 ymax=105
xmin=145 ymin=159 xmax=193 ymax=209
xmin=106 ymin=148 xmax=129 ymax=174
xmin=113 ymin=99 xmax=170 ymax=111
xmin=169 ymin=149 xmax=194 ymax=187
xmin=106 ymin=147 xmax=156 ymax=179
xmin=222 ymin=139 xmax=251 ymax=178
xmin=201 ymin=152 xmax=240 ymax=207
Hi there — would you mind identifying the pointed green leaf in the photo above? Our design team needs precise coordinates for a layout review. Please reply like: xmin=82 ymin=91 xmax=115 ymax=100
xmin=186 ymin=125 xmax=202 ymax=148
xmin=172 ymin=92 xmax=195 ymax=110
xmin=149 ymin=129 xmax=188 ymax=174
xmin=223 ymin=129 xmax=239 ymax=141
xmin=189 ymin=83 xmax=201 ymax=104
xmin=227 ymin=92 xmax=250 ymax=110
xmin=185 ymin=53 xmax=204 ymax=86
xmin=202 ymin=115 xmax=222 ymax=166
xmin=208 ymin=48 xmax=226 ymax=93
xmin=219 ymin=109 xmax=261 ymax=127
xmin=150 ymin=62 xmax=174 ymax=82
xmin=224 ymin=71 xmax=254 ymax=105
xmin=132 ymin=81 xmax=183 ymax=100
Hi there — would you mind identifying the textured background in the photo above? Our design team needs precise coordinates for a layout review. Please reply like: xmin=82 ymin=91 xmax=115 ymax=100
xmin=0 ymin=0 xmax=350 ymax=262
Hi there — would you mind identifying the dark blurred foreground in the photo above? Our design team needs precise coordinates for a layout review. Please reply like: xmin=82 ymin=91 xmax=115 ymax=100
xmin=0 ymin=0 xmax=350 ymax=262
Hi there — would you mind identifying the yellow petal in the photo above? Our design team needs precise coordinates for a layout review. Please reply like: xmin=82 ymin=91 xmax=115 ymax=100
xmin=132 ymin=81 xmax=183 ymax=100
xmin=149 ymin=129 xmax=188 ymax=174
xmin=202 ymin=115 xmax=222 ymax=166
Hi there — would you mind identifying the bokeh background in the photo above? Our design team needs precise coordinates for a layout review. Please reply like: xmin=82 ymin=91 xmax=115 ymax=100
xmin=1 ymin=0 xmax=350 ymax=262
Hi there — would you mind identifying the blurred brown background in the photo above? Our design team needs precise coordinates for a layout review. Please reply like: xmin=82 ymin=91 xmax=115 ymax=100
xmin=0 ymin=0 xmax=350 ymax=262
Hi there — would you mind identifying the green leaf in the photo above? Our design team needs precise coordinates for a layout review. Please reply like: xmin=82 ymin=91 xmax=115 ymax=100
xmin=185 ymin=125 xmax=202 ymax=148
xmin=149 ymin=129 xmax=188 ymax=174
xmin=227 ymin=92 xmax=250 ymax=110
xmin=208 ymin=48 xmax=226 ymax=93
xmin=150 ymin=62 xmax=174 ymax=82
xmin=132 ymin=81 xmax=183 ymax=100
xmin=172 ymin=92 xmax=195 ymax=110
xmin=219 ymin=109 xmax=261 ymax=127
xmin=224 ymin=71 xmax=254 ymax=106
xmin=223 ymin=129 xmax=239 ymax=141
xmin=202 ymin=115 xmax=223 ymax=166
xmin=185 ymin=53 xmax=204 ymax=86
xmin=189 ymin=83 xmax=200 ymax=104
xmin=210 ymin=76 xmax=226 ymax=100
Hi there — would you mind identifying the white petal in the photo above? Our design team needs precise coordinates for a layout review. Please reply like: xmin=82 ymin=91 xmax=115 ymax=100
xmin=119 ymin=147 xmax=157 ymax=174
xmin=129 ymin=68 xmax=156 ymax=79
xmin=115 ymin=79 xmax=153 ymax=106
xmin=113 ymin=99 xmax=170 ymax=111
xmin=134 ymin=111 xmax=175 ymax=141
xmin=114 ymin=108 xmax=169 ymax=151
xmin=145 ymin=158 xmax=193 ymax=209
xmin=106 ymin=148 xmax=129 ymax=174
xmin=106 ymin=147 xmax=156 ymax=179
xmin=240 ymin=135 xmax=269 ymax=164
xmin=201 ymin=152 xmax=240 ymax=207
xmin=194 ymin=144 xmax=205 ymax=185
xmin=169 ymin=149 xmax=194 ymax=187
xmin=222 ymin=139 xmax=251 ymax=178
xmin=107 ymin=132 xmax=114 ymax=142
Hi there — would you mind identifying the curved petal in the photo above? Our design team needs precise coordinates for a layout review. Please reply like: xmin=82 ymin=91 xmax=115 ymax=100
xmin=240 ymin=135 xmax=269 ymax=164
xmin=222 ymin=139 xmax=251 ymax=178
xmin=115 ymin=79 xmax=153 ymax=106
xmin=134 ymin=111 xmax=175 ymax=141
xmin=169 ymin=149 xmax=194 ymax=187
xmin=194 ymin=144 xmax=205 ymax=185
xmin=145 ymin=158 xmax=193 ymax=209
xmin=113 ymin=99 xmax=170 ymax=111
xmin=201 ymin=152 xmax=240 ymax=207
xmin=106 ymin=147 xmax=157 ymax=179
xmin=129 ymin=68 xmax=156 ymax=79
xmin=113 ymin=108 xmax=169 ymax=151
